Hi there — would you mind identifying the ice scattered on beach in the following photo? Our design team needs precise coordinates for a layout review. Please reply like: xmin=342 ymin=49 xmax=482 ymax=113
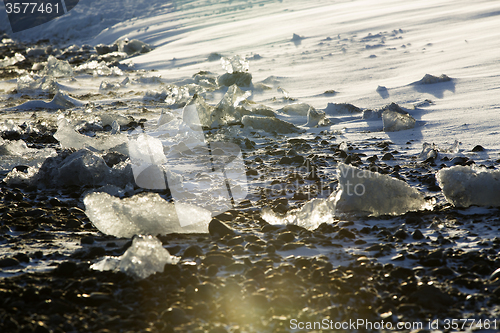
xmin=436 ymin=165 xmax=500 ymax=208
xmin=84 ymin=192 xmax=210 ymax=238
xmin=91 ymin=235 xmax=177 ymax=279
xmin=305 ymin=108 xmax=331 ymax=127
xmin=333 ymin=163 xmax=431 ymax=216
xmin=221 ymin=55 xmax=249 ymax=74
xmin=0 ymin=53 xmax=25 ymax=68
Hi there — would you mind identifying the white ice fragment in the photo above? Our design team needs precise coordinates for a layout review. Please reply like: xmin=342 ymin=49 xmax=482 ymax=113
xmin=242 ymin=115 xmax=302 ymax=134
xmin=42 ymin=55 xmax=73 ymax=77
xmin=382 ymin=109 xmax=416 ymax=132
xmin=305 ymin=108 xmax=331 ymax=127
xmin=280 ymin=103 xmax=311 ymax=116
xmin=418 ymin=142 xmax=438 ymax=160
xmin=211 ymin=84 xmax=250 ymax=126
xmin=261 ymin=198 xmax=334 ymax=230
xmin=0 ymin=120 xmax=22 ymax=134
xmin=440 ymin=140 xmax=460 ymax=154
xmin=54 ymin=118 xmax=127 ymax=151
xmin=221 ymin=55 xmax=249 ymax=74
xmin=84 ymin=192 xmax=210 ymax=237
xmin=111 ymin=121 xmax=120 ymax=134
xmin=436 ymin=165 xmax=500 ymax=208
xmin=91 ymin=235 xmax=177 ymax=279
xmin=0 ymin=53 xmax=25 ymax=67
xmin=10 ymin=91 xmax=84 ymax=110
xmin=17 ymin=74 xmax=58 ymax=93
xmin=333 ymin=163 xmax=431 ymax=216
xmin=0 ymin=138 xmax=30 ymax=156
xmin=117 ymin=39 xmax=152 ymax=55
xmin=74 ymin=60 xmax=123 ymax=76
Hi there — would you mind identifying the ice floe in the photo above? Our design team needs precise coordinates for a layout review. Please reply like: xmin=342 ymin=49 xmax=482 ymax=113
xmin=91 ymin=235 xmax=177 ymax=279
xmin=436 ymin=165 xmax=500 ymax=208
xmin=84 ymin=192 xmax=211 ymax=237
xmin=333 ymin=163 xmax=431 ymax=216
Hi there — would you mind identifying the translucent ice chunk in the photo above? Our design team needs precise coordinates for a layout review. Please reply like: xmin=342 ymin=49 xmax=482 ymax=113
xmin=84 ymin=192 xmax=211 ymax=237
xmin=382 ymin=109 xmax=416 ymax=132
xmin=281 ymin=103 xmax=311 ymax=116
xmin=242 ymin=115 xmax=302 ymax=134
xmin=305 ymin=108 xmax=331 ymax=127
xmin=333 ymin=163 xmax=431 ymax=216
xmin=91 ymin=235 xmax=176 ymax=279
xmin=117 ymin=39 xmax=152 ymax=55
xmin=0 ymin=120 xmax=22 ymax=135
xmin=221 ymin=55 xmax=249 ymax=74
xmin=416 ymin=74 xmax=451 ymax=84
xmin=182 ymin=95 xmax=213 ymax=128
xmin=418 ymin=142 xmax=438 ymax=160
xmin=42 ymin=55 xmax=74 ymax=77
xmin=17 ymin=74 xmax=58 ymax=93
xmin=261 ymin=198 xmax=334 ymax=230
xmin=54 ymin=118 xmax=127 ymax=151
xmin=211 ymin=84 xmax=250 ymax=126
xmin=436 ymin=165 xmax=500 ymax=208
xmin=0 ymin=53 xmax=25 ymax=67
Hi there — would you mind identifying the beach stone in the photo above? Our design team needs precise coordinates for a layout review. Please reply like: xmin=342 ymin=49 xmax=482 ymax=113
xmin=471 ymin=145 xmax=485 ymax=152
xmin=337 ymin=228 xmax=356 ymax=239
xmin=412 ymin=229 xmax=424 ymax=240
xmin=183 ymin=245 xmax=204 ymax=258
xmin=209 ymin=219 xmax=235 ymax=238
xmin=0 ymin=257 xmax=20 ymax=268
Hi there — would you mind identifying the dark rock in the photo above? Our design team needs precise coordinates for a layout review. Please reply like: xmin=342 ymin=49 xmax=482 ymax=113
xmin=209 ymin=219 xmax=235 ymax=238
xmin=471 ymin=145 xmax=485 ymax=152
xmin=390 ymin=267 xmax=414 ymax=279
xmin=394 ymin=229 xmax=407 ymax=239
xmin=338 ymin=228 xmax=356 ymax=239
xmin=203 ymin=254 xmax=234 ymax=267
xmin=381 ymin=153 xmax=394 ymax=160
xmin=0 ymin=257 xmax=20 ymax=268
xmin=278 ymin=156 xmax=293 ymax=165
xmin=451 ymin=156 xmax=468 ymax=166
xmin=14 ymin=253 xmax=30 ymax=263
xmin=53 ymin=261 xmax=77 ymax=277
xmin=183 ymin=245 xmax=204 ymax=258
xmin=277 ymin=231 xmax=295 ymax=243
xmin=80 ymin=236 xmax=94 ymax=245
xmin=412 ymin=229 xmax=424 ymax=240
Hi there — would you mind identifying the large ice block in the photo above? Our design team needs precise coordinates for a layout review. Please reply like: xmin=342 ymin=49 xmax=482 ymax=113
xmin=333 ymin=163 xmax=430 ymax=216
xmin=42 ymin=55 xmax=74 ymax=77
xmin=436 ymin=165 xmax=500 ymax=208
xmin=84 ymin=192 xmax=211 ymax=237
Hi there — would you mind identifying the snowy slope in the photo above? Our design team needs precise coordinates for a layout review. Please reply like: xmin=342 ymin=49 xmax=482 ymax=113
xmin=87 ymin=0 xmax=500 ymax=154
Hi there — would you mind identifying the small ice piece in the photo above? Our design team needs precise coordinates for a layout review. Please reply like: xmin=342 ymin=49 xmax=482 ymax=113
xmin=261 ymin=198 xmax=334 ymax=230
xmin=0 ymin=53 xmax=25 ymax=67
xmin=418 ymin=142 xmax=438 ymax=160
xmin=221 ymin=55 xmax=249 ymax=74
xmin=42 ymin=55 xmax=74 ymax=77
xmin=280 ymin=103 xmax=311 ymax=116
xmin=183 ymin=95 xmax=213 ymax=128
xmin=436 ymin=165 xmax=500 ymax=208
xmin=0 ymin=120 xmax=22 ymax=135
xmin=305 ymin=108 xmax=331 ymax=127
xmin=211 ymin=84 xmax=250 ymax=126
xmin=333 ymin=163 xmax=431 ymax=216
xmin=339 ymin=141 xmax=348 ymax=152
xmin=324 ymin=103 xmax=362 ymax=115
xmin=11 ymin=91 xmax=84 ymax=110
xmin=17 ymin=74 xmax=57 ymax=93
xmin=242 ymin=115 xmax=302 ymax=134
xmin=376 ymin=85 xmax=387 ymax=92
xmin=382 ymin=109 xmax=416 ymax=132
xmin=117 ymin=39 xmax=153 ymax=55
xmin=91 ymin=235 xmax=175 ymax=279
xmin=0 ymin=138 xmax=31 ymax=156
xmin=54 ymin=118 xmax=127 ymax=151
xmin=277 ymin=87 xmax=292 ymax=100
xmin=83 ymin=192 xmax=210 ymax=237
xmin=111 ymin=121 xmax=120 ymax=134
xmin=416 ymin=74 xmax=451 ymax=84
xmin=440 ymin=140 xmax=460 ymax=154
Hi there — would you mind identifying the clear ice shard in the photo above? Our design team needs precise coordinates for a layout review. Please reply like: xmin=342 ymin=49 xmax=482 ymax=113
xmin=305 ymin=108 xmax=331 ymax=127
xmin=333 ymin=163 xmax=431 ymax=216
xmin=436 ymin=165 xmax=500 ymax=208
xmin=54 ymin=118 xmax=127 ymax=151
xmin=42 ymin=55 xmax=74 ymax=77
xmin=261 ymin=198 xmax=335 ymax=231
xmin=83 ymin=192 xmax=211 ymax=237
xmin=382 ymin=109 xmax=416 ymax=132
xmin=91 ymin=235 xmax=177 ymax=279
xmin=221 ymin=55 xmax=249 ymax=74
xmin=242 ymin=115 xmax=302 ymax=134
xmin=211 ymin=84 xmax=250 ymax=126
xmin=280 ymin=103 xmax=312 ymax=116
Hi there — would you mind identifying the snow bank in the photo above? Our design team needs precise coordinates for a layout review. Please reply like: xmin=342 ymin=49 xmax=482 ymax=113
xmin=333 ymin=163 xmax=430 ymax=216
xmin=436 ymin=165 xmax=500 ymax=208
xmin=91 ymin=235 xmax=177 ymax=279
xmin=84 ymin=192 xmax=210 ymax=237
